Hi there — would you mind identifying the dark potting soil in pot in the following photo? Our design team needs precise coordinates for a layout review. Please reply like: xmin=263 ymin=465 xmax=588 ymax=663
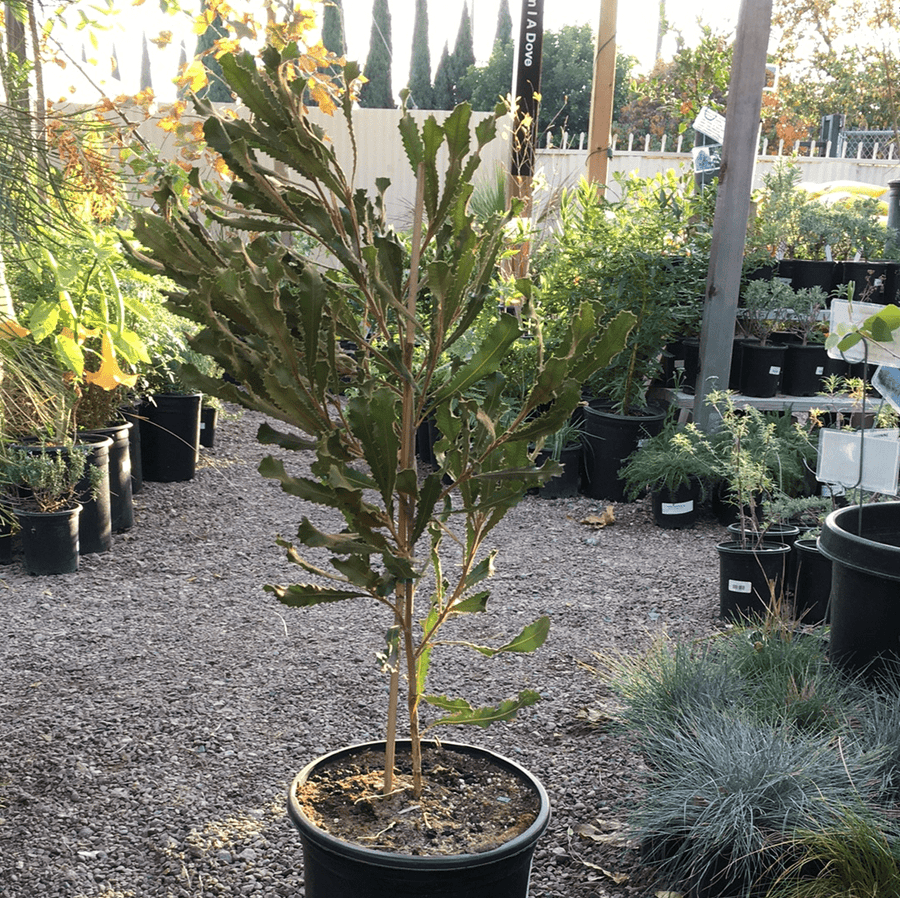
xmin=293 ymin=744 xmax=540 ymax=856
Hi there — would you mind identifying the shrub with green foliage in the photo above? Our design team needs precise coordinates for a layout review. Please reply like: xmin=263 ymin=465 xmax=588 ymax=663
xmin=533 ymin=171 xmax=712 ymax=413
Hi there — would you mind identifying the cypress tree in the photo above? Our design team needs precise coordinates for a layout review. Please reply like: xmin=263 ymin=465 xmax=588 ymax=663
xmin=322 ymin=0 xmax=346 ymax=57
xmin=494 ymin=0 xmax=513 ymax=49
xmin=359 ymin=0 xmax=395 ymax=108
xmin=195 ymin=2 xmax=232 ymax=102
xmin=450 ymin=3 xmax=474 ymax=103
xmin=433 ymin=43 xmax=454 ymax=109
xmin=140 ymin=34 xmax=153 ymax=92
xmin=407 ymin=0 xmax=433 ymax=109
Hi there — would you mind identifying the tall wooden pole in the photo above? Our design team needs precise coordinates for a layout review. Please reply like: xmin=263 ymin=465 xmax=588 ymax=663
xmin=586 ymin=0 xmax=617 ymax=192
xmin=692 ymin=0 xmax=772 ymax=430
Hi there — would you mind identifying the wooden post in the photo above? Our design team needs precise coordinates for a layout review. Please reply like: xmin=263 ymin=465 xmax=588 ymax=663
xmin=692 ymin=0 xmax=772 ymax=430
xmin=586 ymin=0 xmax=617 ymax=192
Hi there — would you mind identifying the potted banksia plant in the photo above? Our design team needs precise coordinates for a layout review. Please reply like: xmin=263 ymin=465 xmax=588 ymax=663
xmin=125 ymin=43 xmax=633 ymax=898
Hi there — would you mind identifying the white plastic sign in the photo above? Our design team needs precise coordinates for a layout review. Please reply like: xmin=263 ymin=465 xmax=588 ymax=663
xmin=817 ymin=427 xmax=900 ymax=494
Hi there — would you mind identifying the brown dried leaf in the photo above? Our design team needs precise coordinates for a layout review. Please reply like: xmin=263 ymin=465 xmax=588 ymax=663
xmin=578 ymin=857 xmax=630 ymax=884
xmin=579 ymin=506 xmax=615 ymax=529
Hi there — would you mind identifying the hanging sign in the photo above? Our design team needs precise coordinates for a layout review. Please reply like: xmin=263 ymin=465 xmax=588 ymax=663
xmin=511 ymin=0 xmax=544 ymax=178
xmin=817 ymin=427 xmax=900 ymax=494
xmin=693 ymin=106 xmax=726 ymax=144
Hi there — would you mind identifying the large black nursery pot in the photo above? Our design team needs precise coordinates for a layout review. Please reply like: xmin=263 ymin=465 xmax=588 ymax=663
xmin=738 ymin=342 xmax=786 ymax=398
xmin=535 ymin=445 xmax=582 ymax=499
xmin=792 ymin=537 xmax=832 ymax=625
xmin=778 ymin=258 xmax=839 ymax=294
xmin=727 ymin=522 xmax=801 ymax=589
xmin=141 ymin=393 xmax=202 ymax=483
xmin=287 ymin=740 xmax=551 ymax=898
xmin=820 ymin=502 xmax=900 ymax=680
xmin=80 ymin=422 xmax=134 ymax=533
xmin=74 ymin=434 xmax=113 ymax=555
xmin=199 ymin=405 xmax=218 ymax=449
xmin=717 ymin=540 xmax=792 ymax=622
xmin=782 ymin=344 xmax=843 ymax=396
xmin=581 ymin=401 xmax=667 ymax=502
xmin=0 ymin=505 xmax=14 ymax=565
xmin=651 ymin=479 xmax=701 ymax=529
xmin=120 ymin=404 xmax=144 ymax=494
xmin=17 ymin=503 xmax=81 ymax=575
xmin=840 ymin=260 xmax=899 ymax=305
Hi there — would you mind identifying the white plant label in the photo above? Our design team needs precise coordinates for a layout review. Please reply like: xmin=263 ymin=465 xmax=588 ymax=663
xmin=728 ymin=579 xmax=753 ymax=594
xmin=815 ymin=366 xmax=824 ymax=375
xmin=768 ymin=366 xmax=782 ymax=375
xmin=662 ymin=501 xmax=694 ymax=515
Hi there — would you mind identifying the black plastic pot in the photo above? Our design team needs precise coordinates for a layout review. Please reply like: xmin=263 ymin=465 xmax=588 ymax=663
xmin=200 ymin=406 xmax=218 ymax=449
xmin=716 ymin=540 xmax=792 ymax=622
xmin=17 ymin=503 xmax=81 ymax=575
xmin=782 ymin=344 xmax=843 ymax=396
xmin=681 ymin=337 xmax=700 ymax=393
xmin=727 ymin=522 xmax=801 ymax=592
xmin=141 ymin=393 xmax=202 ymax=483
xmin=651 ymin=479 xmax=700 ymax=529
xmin=536 ymin=444 xmax=582 ymax=499
xmin=738 ymin=342 xmax=786 ymax=398
xmin=729 ymin=337 xmax=757 ymax=391
xmin=415 ymin=416 xmax=439 ymax=466
xmin=75 ymin=434 xmax=113 ymax=555
xmin=287 ymin=740 xmax=551 ymax=898
xmin=820 ymin=502 xmax=900 ymax=680
xmin=792 ymin=538 xmax=831 ymax=625
xmin=0 ymin=505 xmax=14 ymax=565
xmin=581 ymin=402 xmax=667 ymax=502
xmin=121 ymin=404 xmax=145 ymax=494
xmin=840 ymin=260 xmax=899 ymax=305
xmin=80 ymin=422 xmax=133 ymax=533
xmin=779 ymin=258 xmax=839 ymax=294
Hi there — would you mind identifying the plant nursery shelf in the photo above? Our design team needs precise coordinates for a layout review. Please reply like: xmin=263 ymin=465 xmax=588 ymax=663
xmin=654 ymin=389 xmax=862 ymax=423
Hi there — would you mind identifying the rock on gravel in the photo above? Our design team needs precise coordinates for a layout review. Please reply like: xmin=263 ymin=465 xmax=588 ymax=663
xmin=0 ymin=407 xmax=724 ymax=898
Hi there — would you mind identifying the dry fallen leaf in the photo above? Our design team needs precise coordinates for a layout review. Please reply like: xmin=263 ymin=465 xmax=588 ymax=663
xmin=579 ymin=506 xmax=615 ymax=529
xmin=579 ymin=857 xmax=630 ymax=884
xmin=573 ymin=821 xmax=637 ymax=848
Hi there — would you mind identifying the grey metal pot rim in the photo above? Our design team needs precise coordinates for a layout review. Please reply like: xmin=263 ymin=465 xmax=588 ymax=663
xmin=287 ymin=739 xmax=551 ymax=870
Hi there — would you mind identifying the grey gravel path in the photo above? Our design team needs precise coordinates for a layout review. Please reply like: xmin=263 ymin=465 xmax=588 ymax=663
xmin=0 ymin=407 xmax=722 ymax=898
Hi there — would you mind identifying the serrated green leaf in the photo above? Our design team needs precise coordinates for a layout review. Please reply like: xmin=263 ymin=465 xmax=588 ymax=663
xmin=469 ymin=616 xmax=550 ymax=657
xmin=256 ymin=424 xmax=317 ymax=451
xmin=264 ymin=582 xmax=365 ymax=606
xmin=347 ymin=389 xmax=399 ymax=507
xmin=452 ymin=590 xmax=489 ymax=613
xmin=432 ymin=314 xmax=520 ymax=403
xmin=423 ymin=690 xmax=542 ymax=727
xmin=398 ymin=113 xmax=424 ymax=172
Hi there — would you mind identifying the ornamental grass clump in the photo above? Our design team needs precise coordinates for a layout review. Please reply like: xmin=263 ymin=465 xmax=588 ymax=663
xmin=605 ymin=618 xmax=900 ymax=897
xmin=126 ymin=43 xmax=633 ymax=798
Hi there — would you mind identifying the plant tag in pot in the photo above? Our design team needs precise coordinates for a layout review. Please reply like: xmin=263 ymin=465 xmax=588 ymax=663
xmin=728 ymin=579 xmax=753 ymax=594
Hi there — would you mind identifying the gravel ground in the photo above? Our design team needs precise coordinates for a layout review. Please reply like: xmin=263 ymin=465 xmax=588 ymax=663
xmin=0 ymin=406 xmax=725 ymax=898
